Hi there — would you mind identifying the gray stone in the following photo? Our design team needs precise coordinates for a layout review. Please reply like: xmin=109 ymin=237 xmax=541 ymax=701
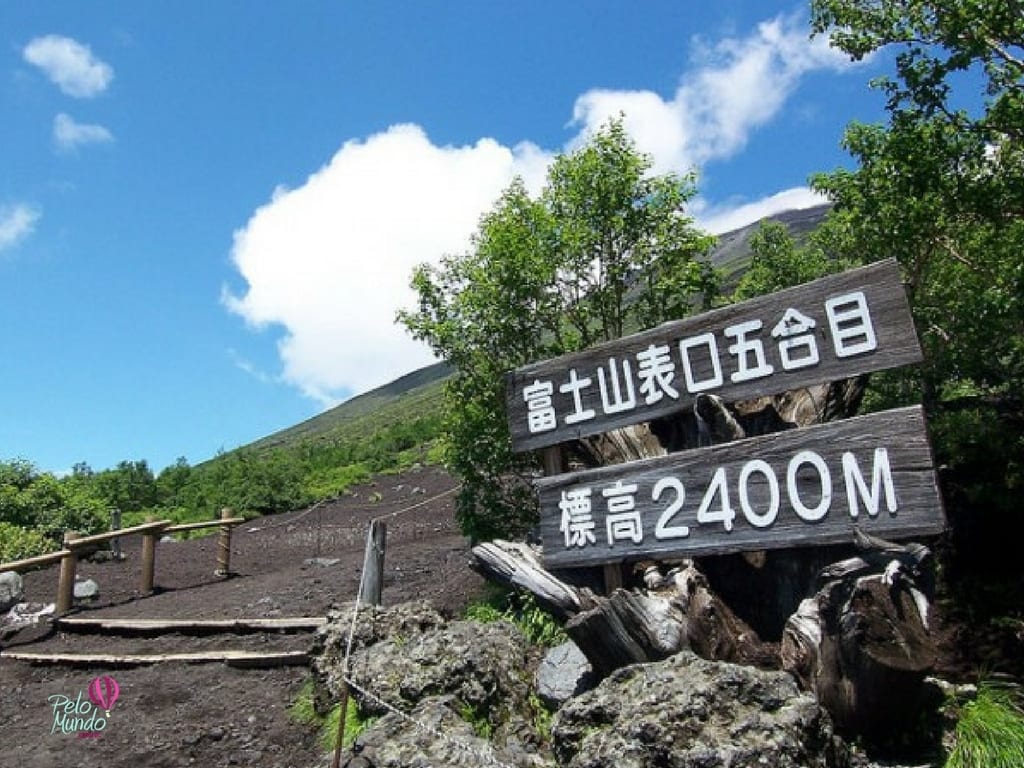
xmin=536 ymin=640 xmax=596 ymax=708
xmin=351 ymin=696 xmax=542 ymax=768
xmin=0 ymin=571 xmax=24 ymax=612
xmin=347 ymin=618 xmax=531 ymax=728
xmin=73 ymin=578 xmax=100 ymax=601
xmin=552 ymin=651 xmax=846 ymax=768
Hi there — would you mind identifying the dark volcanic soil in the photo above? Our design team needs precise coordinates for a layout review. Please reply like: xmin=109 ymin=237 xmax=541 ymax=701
xmin=0 ymin=465 xmax=487 ymax=768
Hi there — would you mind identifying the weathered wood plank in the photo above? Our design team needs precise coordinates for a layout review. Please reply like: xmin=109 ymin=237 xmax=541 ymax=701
xmin=54 ymin=617 xmax=327 ymax=634
xmin=164 ymin=517 xmax=245 ymax=533
xmin=536 ymin=405 xmax=944 ymax=568
xmin=0 ymin=649 xmax=310 ymax=668
xmin=0 ymin=549 xmax=71 ymax=573
xmin=64 ymin=520 xmax=171 ymax=548
xmin=507 ymin=259 xmax=920 ymax=452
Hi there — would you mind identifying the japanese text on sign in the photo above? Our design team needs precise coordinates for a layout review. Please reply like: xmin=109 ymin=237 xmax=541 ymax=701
xmin=535 ymin=406 xmax=944 ymax=569
xmin=506 ymin=259 xmax=922 ymax=453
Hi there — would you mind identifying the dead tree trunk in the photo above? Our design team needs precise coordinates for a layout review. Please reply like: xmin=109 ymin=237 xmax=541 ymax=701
xmin=472 ymin=541 xmax=772 ymax=677
xmin=781 ymin=531 xmax=937 ymax=740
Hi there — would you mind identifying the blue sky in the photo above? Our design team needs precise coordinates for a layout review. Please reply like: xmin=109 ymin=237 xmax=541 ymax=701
xmin=1 ymin=2 xmax=891 ymax=475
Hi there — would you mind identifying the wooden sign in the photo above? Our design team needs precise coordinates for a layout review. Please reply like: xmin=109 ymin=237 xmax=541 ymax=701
xmin=507 ymin=259 xmax=921 ymax=452
xmin=535 ymin=406 xmax=944 ymax=569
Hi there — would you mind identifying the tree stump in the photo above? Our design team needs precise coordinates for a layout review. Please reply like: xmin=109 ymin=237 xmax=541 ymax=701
xmin=781 ymin=532 xmax=937 ymax=740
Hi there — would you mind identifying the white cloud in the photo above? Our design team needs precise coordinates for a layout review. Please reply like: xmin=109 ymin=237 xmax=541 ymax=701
xmin=224 ymin=124 xmax=549 ymax=405
xmin=226 ymin=13 xmax=861 ymax=407
xmin=697 ymin=187 xmax=831 ymax=235
xmin=0 ymin=204 xmax=41 ymax=252
xmin=23 ymin=34 xmax=113 ymax=98
xmin=53 ymin=113 xmax=114 ymax=151
xmin=570 ymin=13 xmax=857 ymax=174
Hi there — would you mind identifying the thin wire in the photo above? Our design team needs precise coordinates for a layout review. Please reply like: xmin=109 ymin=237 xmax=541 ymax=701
xmin=342 ymin=675 xmax=519 ymax=768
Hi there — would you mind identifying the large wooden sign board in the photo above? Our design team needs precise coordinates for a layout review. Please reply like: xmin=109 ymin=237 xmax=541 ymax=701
xmin=503 ymin=258 xmax=945 ymax=571
xmin=507 ymin=259 xmax=921 ymax=453
xmin=535 ymin=406 xmax=944 ymax=568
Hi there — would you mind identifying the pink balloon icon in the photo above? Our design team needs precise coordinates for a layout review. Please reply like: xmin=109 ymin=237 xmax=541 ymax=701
xmin=88 ymin=676 xmax=120 ymax=717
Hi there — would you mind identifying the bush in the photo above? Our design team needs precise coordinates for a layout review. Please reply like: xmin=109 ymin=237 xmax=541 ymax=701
xmin=0 ymin=522 xmax=51 ymax=563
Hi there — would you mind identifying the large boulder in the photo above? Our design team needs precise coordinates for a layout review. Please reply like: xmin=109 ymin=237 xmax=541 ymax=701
xmin=312 ymin=601 xmax=447 ymax=713
xmin=0 ymin=571 xmax=24 ymax=612
xmin=347 ymin=696 xmax=547 ymax=768
xmin=347 ymin=618 xmax=532 ymax=739
xmin=552 ymin=651 xmax=846 ymax=768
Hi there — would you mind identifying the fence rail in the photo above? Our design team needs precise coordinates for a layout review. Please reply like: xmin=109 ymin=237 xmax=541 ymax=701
xmin=0 ymin=509 xmax=242 ymax=615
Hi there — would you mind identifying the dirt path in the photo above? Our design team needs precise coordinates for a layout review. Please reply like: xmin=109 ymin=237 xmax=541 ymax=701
xmin=0 ymin=465 xmax=487 ymax=768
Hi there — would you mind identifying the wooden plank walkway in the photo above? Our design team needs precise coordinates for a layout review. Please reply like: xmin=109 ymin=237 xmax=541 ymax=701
xmin=0 ymin=649 xmax=310 ymax=668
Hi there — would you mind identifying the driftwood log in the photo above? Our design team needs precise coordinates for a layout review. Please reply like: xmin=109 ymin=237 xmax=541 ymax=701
xmin=781 ymin=530 xmax=937 ymax=739
xmin=471 ymin=539 xmax=771 ymax=677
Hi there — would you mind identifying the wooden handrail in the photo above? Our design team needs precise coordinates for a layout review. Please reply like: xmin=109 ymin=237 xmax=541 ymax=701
xmin=64 ymin=520 xmax=171 ymax=549
xmin=164 ymin=517 xmax=245 ymax=533
xmin=0 ymin=549 xmax=72 ymax=573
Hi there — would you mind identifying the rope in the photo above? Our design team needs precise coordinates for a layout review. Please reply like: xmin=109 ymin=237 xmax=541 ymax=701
xmin=245 ymin=485 xmax=459 ymax=534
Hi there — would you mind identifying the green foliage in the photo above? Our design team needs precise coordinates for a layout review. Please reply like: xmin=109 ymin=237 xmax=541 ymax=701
xmin=809 ymin=0 xmax=1024 ymax=587
xmin=465 ymin=587 xmax=567 ymax=648
xmin=0 ymin=521 xmax=50 ymax=562
xmin=457 ymin=700 xmax=494 ymax=740
xmin=732 ymin=220 xmax=841 ymax=301
xmin=0 ymin=459 xmax=107 ymax=550
xmin=400 ymin=118 xmax=717 ymax=541
xmin=528 ymin=692 xmax=555 ymax=743
xmin=946 ymin=682 xmax=1024 ymax=768
xmin=288 ymin=680 xmax=373 ymax=752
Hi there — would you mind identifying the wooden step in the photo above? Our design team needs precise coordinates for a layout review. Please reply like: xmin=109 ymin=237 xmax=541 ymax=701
xmin=1 ymin=649 xmax=310 ymax=668
xmin=54 ymin=616 xmax=327 ymax=635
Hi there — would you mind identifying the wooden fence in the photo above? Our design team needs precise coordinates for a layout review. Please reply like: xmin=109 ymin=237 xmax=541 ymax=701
xmin=0 ymin=509 xmax=245 ymax=615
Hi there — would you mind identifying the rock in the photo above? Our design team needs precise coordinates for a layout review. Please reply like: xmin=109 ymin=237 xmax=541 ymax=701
xmin=536 ymin=640 xmax=595 ymax=708
xmin=73 ymin=579 xmax=100 ymax=601
xmin=312 ymin=601 xmax=447 ymax=713
xmin=347 ymin=619 xmax=531 ymax=732
xmin=0 ymin=601 xmax=54 ymax=642
xmin=0 ymin=571 xmax=24 ymax=612
xmin=351 ymin=696 xmax=533 ymax=768
xmin=552 ymin=651 xmax=846 ymax=768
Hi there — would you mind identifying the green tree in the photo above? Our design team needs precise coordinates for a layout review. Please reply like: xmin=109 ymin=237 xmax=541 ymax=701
xmin=732 ymin=220 xmax=838 ymax=301
xmin=0 ymin=459 xmax=106 ymax=550
xmin=399 ymin=119 xmax=717 ymax=540
xmin=809 ymin=0 xmax=1024 ymax=594
xmin=95 ymin=460 xmax=158 ymax=514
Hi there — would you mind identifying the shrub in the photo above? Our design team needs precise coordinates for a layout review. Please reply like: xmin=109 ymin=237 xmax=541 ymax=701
xmin=0 ymin=522 xmax=51 ymax=563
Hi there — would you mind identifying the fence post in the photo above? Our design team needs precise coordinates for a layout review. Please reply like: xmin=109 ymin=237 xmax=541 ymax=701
xmin=56 ymin=531 xmax=80 ymax=616
xmin=140 ymin=516 xmax=157 ymax=594
xmin=110 ymin=507 xmax=122 ymax=560
xmin=359 ymin=519 xmax=387 ymax=606
xmin=215 ymin=507 xmax=233 ymax=577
